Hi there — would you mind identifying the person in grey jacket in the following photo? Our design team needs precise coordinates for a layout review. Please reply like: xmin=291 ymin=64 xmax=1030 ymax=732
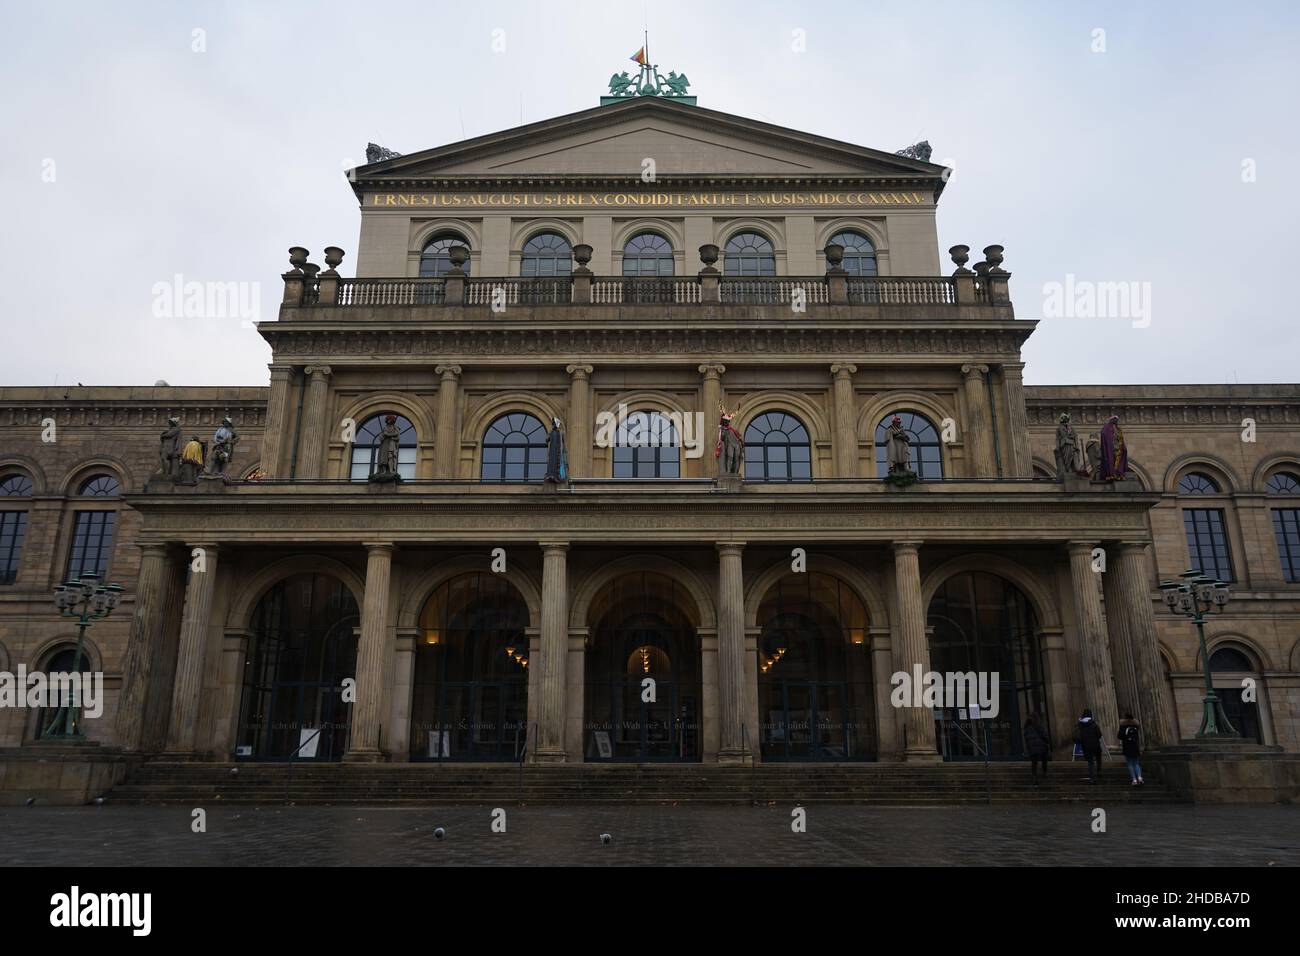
xmin=1074 ymin=709 xmax=1104 ymax=784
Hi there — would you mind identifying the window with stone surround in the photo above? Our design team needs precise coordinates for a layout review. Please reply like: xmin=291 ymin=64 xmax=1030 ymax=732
xmin=723 ymin=231 xmax=775 ymax=276
xmin=744 ymin=411 xmax=811 ymax=482
xmin=349 ymin=413 xmax=417 ymax=481
xmin=613 ymin=410 xmax=680 ymax=478
xmin=519 ymin=232 xmax=572 ymax=277
xmin=1265 ymin=472 xmax=1300 ymax=495
xmin=481 ymin=412 xmax=549 ymax=482
xmin=1272 ymin=509 xmax=1300 ymax=583
xmin=874 ymin=411 xmax=943 ymax=480
xmin=0 ymin=511 xmax=27 ymax=584
xmin=0 ymin=474 xmax=34 ymax=496
xmin=621 ymin=232 xmax=674 ymax=276
xmin=65 ymin=473 xmax=120 ymax=580
xmin=827 ymin=230 xmax=878 ymax=276
xmin=1183 ymin=508 xmax=1234 ymax=582
xmin=418 ymin=233 xmax=471 ymax=278
xmin=1178 ymin=472 xmax=1220 ymax=494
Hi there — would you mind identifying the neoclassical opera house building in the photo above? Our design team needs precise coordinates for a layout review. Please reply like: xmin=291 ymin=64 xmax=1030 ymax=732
xmin=1 ymin=94 xmax=1298 ymax=797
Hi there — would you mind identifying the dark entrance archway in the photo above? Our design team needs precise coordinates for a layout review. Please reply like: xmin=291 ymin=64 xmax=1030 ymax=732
xmin=236 ymin=572 xmax=360 ymax=761
xmin=584 ymin=571 xmax=702 ymax=762
xmin=926 ymin=571 xmax=1047 ymax=760
xmin=756 ymin=572 xmax=875 ymax=761
xmin=410 ymin=573 xmax=529 ymax=761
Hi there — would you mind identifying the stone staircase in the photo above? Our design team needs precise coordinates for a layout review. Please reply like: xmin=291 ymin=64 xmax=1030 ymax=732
xmin=107 ymin=760 xmax=1185 ymax=806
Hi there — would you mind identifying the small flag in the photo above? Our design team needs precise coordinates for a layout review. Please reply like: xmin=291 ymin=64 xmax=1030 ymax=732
xmin=630 ymin=47 xmax=647 ymax=66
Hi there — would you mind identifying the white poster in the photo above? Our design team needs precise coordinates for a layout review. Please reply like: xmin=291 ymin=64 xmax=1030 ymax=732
xmin=427 ymin=729 xmax=450 ymax=758
xmin=593 ymin=731 xmax=613 ymax=758
xmin=297 ymin=727 xmax=319 ymax=758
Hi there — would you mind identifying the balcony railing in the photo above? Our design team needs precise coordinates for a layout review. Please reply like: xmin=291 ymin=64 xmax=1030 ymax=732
xmin=286 ymin=270 xmax=1009 ymax=309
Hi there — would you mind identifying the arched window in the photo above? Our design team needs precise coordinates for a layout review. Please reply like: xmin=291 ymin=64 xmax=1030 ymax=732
xmin=1266 ymin=472 xmax=1300 ymax=495
xmin=1209 ymin=645 xmax=1264 ymax=743
xmin=0 ymin=473 xmax=31 ymax=585
xmin=622 ymin=233 xmax=675 ymax=276
xmin=723 ymin=231 xmax=775 ymax=276
xmin=520 ymin=232 xmax=572 ymax=277
xmin=0 ymin=474 xmax=33 ymax=496
xmin=744 ymin=411 xmax=811 ymax=482
xmin=828 ymin=230 xmax=878 ymax=276
xmin=1209 ymin=647 xmax=1253 ymax=672
xmin=613 ymin=410 xmax=680 ymax=478
xmin=875 ymin=411 xmax=943 ymax=480
xmin=67 ymin=474 xmax=120 ymax=580
xmin=349 ymin=413 xmax=417 ymax=481
xmin=418 ymin=234 xmax=471 ymax=277
xmin=78 ymin=475 xmax=120 ymax=497
xmin=481 ymin=413 xmax=549 ymax=482
xmin=1178 ymin=472 xmax=1220 ymax=494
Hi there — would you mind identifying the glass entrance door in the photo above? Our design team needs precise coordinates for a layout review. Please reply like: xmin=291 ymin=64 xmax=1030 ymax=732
xmin=424 ymin=679 xmax=526 ymax=760
xmin=762 ymin=681 xmax=851 ymax=760
xmin=597 ymin=678 xmax=699 ymax=761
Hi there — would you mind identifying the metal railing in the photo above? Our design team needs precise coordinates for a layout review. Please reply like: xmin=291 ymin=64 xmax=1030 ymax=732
xmin=741 ymin=723 xmax=757 ymax=806
xmin=516 ymin=720 xmax=537 ymax=805
xmin=284 ymin=727 xmax=324 ymax=803
xmin=936 ymin=716 xmax=992 ymax=804
xmin=336 ymin=278 xmax=445 ymax=306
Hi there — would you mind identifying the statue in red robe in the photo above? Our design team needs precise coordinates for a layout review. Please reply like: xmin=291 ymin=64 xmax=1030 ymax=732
xmin=1099 ymin=415 xmax=1128 ymax=481
xmin=715 ymin=404 xmax=745 ymax=477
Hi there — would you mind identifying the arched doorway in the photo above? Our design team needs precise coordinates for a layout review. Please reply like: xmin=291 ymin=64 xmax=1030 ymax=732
xmin=584 ymin=571 xmax=702 ymax=761
xmin=410 ymin=573 xmax=529 ymax=761
xmin=236 ymin=573 xmax=360 ymax=761
xmin=926 ymin=571 xmax=1047 ymax=760
xmin=1209 ymin=645 xmax=1265 ymax=744
xmin=756 ymin=572 xmax=874 ymax=760
xmin=30 ymin=645 xmax=81 ymax=740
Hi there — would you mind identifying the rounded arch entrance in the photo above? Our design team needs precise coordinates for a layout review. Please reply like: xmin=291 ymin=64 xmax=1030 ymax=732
xmin=754 ymin=571 xmax=875 ymax=761
xmin=584 ymin=570 xmax=703 ymax=762
xmin=926 ymin=570 xmax=1049 ymax=760
xmin=409 ymin=572 xmax=531 ymax=761
xmin=235 ymin=572 xmax=361 ymax=762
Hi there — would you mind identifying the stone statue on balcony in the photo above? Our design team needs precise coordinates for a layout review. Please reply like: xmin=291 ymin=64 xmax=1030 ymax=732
xmin=179 ymin=436 xmax=205 ymax=483
xmin=1085 ymin=432 xmax=1102 ymax=478
xmin=545 ymin=416 xmax=567 ymax=482
xmin=886 ymin=415 xmax=912 ymax=475
xmin=157 ymin=416 xmax=183 ymax=478
xmin=371 ymin=414 xmax=402 ymax=480
xmin=1099 ymin=415 xmax=1129 ymax=481
xmin=1054 ymin=413 xmax=1088 ymax=479
xmin=204 ymin=417 xmax=239 ymax=477
xmin=716 ymin=404 xmax=745 ymax=477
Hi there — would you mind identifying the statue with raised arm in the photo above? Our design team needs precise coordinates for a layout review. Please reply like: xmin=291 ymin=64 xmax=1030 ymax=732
xmin=158 ymin=416 xmax=183 ymax=478
xmin=716 ymin=404 xmax=745 ymax=477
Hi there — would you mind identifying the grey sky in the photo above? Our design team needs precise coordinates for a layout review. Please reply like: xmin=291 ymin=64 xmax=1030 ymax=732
xmin=1 ymin=0 xmax=1295 ymax=388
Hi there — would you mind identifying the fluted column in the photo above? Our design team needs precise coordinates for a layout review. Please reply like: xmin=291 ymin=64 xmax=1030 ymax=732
xmin=1102 ymin=551 xmax=1140 ymax=723
xmin=716 ymin=542 xmax=747 ymax=759
xmin=1113 ymin=542 xmax=1175 ymax=746
xmin=830 ymin=363 xmax=858 ymax=478
xmin=346 ymin=543 xmax=394 ymax=761
xmin=115 ymin=543 xmax=170 ymax=752
xmin=999 ymin=362 xmax=1032 ymax=477
xmin=536 ymin=542 xmax=569 ymax=761
xmin=960 ymin=363 xmax=995 ymax=477
xmin=434 ymin=364 xmax=462 ymax=478
xmin=893 ymin=541 xmax=938 ymax=759
xmin=565 ymin=364 xmax=594 ymax=478
xmin=296 ymin=365 xmax=332 ymax=478
xmin=258 ymin=364 xmax=295 ymax=477
xmin=698 ymin=364 xmax=725 ymax=478
xmin=1067 ymin=540 xmax=1120 ymax=739
xmin=164 ymin=543 xmax=220 ymax=755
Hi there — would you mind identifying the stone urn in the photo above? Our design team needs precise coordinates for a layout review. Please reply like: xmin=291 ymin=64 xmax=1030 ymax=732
xmin=698 ymin=243 xmax=720 ymax=269
xmin=288 ymin=247 xmax=309 ymax=272
xmin=323 ymin=246 xmax=345 ymax=273
xmin=824 ymin=243 xmax=845 ymax=271
xmin=949 ymin=244 xmax=971 ymax=274
xmin=572 ymin=243 xmax=593 ymax=270
xmin=447 ymin=245 xmax=469 ymax=272
xmin=983 ymin=244 xmax=1005 ymax=273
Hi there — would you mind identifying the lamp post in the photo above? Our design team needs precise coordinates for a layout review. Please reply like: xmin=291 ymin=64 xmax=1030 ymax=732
xmin=42 ymin=572 xmax=123 ymax=740
xmin=1158 ymin=569 xmax=1235 ymax=738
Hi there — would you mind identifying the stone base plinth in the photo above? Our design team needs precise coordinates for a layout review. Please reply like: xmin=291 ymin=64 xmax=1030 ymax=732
xmin=1145 ymin=741 xmax=1298 ymax=803
xmin=715 ymin=476 xmax=743 ymax=493
xmin=0 ymin=744 xmax=140 ymax=806
xmin=341 ymin=750 xmax=386 ymax=763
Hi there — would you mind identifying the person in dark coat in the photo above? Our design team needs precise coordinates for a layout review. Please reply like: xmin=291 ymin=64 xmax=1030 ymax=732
xmin=1118 ymin=712 xmax=1144 ymax=785
xmin=1023 ymin=714 xmax=1051 ymax=786
xmin=1074 ymin=708 xmax=1104 ymax=784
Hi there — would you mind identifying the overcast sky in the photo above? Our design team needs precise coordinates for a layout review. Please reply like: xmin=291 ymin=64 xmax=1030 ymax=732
xmin=1 ymin=1 xmax=1296 ymax=388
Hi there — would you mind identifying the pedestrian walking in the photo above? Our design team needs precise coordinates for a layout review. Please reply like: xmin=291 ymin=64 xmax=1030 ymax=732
xmin=1074 ymin=708 xmax=1104 ymax=784
xmin=1024 ymin=714 xmax=1051 ymax=786
xmin=1118 ymin=712 xmax=1144 ymax=785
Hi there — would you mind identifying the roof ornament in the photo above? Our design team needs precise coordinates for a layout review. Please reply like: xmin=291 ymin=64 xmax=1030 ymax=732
xmin=364 ymin=143 xmax=402 ymax=164
xmin=895 ymin=141 xmax=933 ymax=162
xmin=601 ymin=34 xmax=696 ymax=105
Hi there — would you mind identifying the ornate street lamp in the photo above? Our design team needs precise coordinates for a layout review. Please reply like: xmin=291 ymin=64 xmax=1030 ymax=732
xmin=1159 ymin=569 xmax=1235 ymax=738
xmin=42 ymin=572 xmax=123 ymax=739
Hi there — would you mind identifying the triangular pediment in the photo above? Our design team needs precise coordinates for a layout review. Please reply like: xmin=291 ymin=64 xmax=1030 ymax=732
xmin=353 ymin=98 xmax=944 ymax=184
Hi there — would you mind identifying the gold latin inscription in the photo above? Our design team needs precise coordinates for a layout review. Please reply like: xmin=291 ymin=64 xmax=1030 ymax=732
xmin=369 ymin=191 xmax=928 ymax=208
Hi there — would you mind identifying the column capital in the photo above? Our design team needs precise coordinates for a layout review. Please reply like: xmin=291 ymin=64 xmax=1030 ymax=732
xmin=565 ymin=363 xmax=593 ymax=379
xmin=698 ymin=363 xmax=726 ymax=380
xmin=362 ymin=541 xmax=395 ymax=554
xmin=304 ymin=364 xmax=332 ymax=378
xmin=960 ymin=363 xmax=990 ymax=378
xmin=268 ymin=364 xmax=295 ymax=381
xmin=891 ymin=540 xmax=923 ymax=555
xmin=539 ymin=541 xmax=570 ymax=553
xmin=435 ymin=364 xmax=462 ymax=380
xmin=830 ymin=363 xmax=858 ymax=379
xmin=716 ymin=541 xmax=746 ymax=555
xmin=1066 ymin=539 xmax=1101 ymax=554
xmin=184 ymin=541 xmax=221 ymax=553
xmin=1116 ymin=540 xmax=1151 ymax=553
xmin=1000 ymin=362 xmax=1026 ymax=375
xmin=137 ymin=542 xmax=170 ymax=557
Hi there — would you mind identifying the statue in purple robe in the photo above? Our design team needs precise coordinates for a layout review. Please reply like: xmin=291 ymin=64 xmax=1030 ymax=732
xmin=1099 ymin=415 xmax=1128 ymax=481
